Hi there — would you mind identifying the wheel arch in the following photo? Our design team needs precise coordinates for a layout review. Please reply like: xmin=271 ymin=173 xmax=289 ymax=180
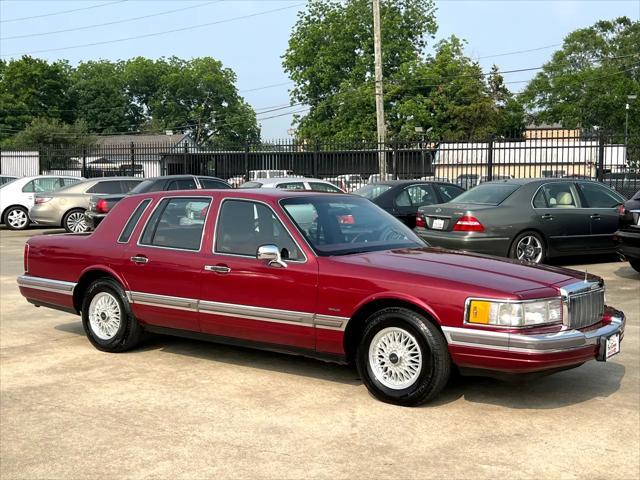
xmin=73 ymin=267 xmax=130 ymax=313
xmin=343 ymin=295 xmax=443 ymax=364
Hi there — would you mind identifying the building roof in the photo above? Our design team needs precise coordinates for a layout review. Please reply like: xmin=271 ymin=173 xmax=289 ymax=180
xmin=96 ymin=133 xmax=191 ymax=146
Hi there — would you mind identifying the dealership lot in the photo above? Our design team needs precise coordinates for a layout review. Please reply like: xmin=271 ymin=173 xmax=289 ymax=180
xmin=1 ymin=228 xmax=638 ymax=479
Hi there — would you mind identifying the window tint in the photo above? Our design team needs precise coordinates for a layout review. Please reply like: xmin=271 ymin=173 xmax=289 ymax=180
xmin=87 ymin=181 xmax=123 ymax=194
xmin=353 ymin=184 xmax=392 ymax=199
xmin=451 ymin=184 xmax=520 ymax=205
xmin=199 ymin=178 xmax=231 ymax=189
xmin=435 ymin=184 xmax=464 ymax=202
xmin=22 ymin=177 xmax=63 ymax=193
xmin=118 ymin=199 xmax=151 ymax=243
xmin=276 ymin=182 xmax=305 ymax=190
xmin=140 ymin=197 xmax=210 ymax=250
xmin=215 ymin=200 xmax=303 ymax=261
xmin=308 ymin=182 xmax=342 ymax=193
xmin=396 ymin=184 xmax=437 ymax=207
xmin=578 ymin=183 xmax=623 ymax=208
xmin=167 ymin=178 xmax=197 ymax=191
xmin=532 ymin=188 xmax=548 ymax=208
xmin=541 ymin=183 xmax=579 ymax=208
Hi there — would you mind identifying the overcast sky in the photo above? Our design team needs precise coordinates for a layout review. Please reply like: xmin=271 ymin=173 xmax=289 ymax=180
xmin=1 ymin=0 xmax=639 ymax=138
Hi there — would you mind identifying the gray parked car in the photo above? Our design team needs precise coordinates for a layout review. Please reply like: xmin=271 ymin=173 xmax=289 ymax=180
xmin=29 ymin=177 xmax=141 ymax=233
xmin=415 ymin=178 xmax=626 ymax=263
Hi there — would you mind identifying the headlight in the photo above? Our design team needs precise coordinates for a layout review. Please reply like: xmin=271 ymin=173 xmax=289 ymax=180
xmin=466 ymin=298 xmax=562 ymax=327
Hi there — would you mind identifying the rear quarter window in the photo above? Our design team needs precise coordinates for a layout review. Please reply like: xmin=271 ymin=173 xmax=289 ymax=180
xmin=451 ymin=184 xmax=520 ymax=205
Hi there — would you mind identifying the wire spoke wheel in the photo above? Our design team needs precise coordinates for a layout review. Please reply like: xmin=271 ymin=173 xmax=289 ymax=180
xmin=516 ymin=235 xmax=543 ymax=263
xmin=368 ymin=327 xmax=423 ymax=390
xmin=88 ymin=292 xmax=121 ymax=341
xmin=7 ymin=208 xmax=28 ymax=229
xmin=66 ymin=211 xmax=87 ymax=233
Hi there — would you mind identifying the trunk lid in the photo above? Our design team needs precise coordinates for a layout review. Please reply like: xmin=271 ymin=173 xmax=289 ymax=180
xmin=418 ymin=203 xmax=497 ymax=232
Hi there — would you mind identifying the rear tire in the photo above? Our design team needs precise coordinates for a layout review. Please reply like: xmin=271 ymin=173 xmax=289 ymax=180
xmin=509 ymin=230 xmax=546 ymax=264
xmin=63 ymin=208 xmax=88 ymax=233
xmin=356 ymin=307 xmax=450 ymax=406
xmin=81 ymin=278 xmax=143 ymax=352
xmin=4 ymin=206 xmax=29 ymax=230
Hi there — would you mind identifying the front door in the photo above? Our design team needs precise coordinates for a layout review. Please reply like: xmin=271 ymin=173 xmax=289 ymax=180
xmin=198 ymin=198 xmax=318 ymax=350
xmin=577 ymin=182 xmax=626 ymax=251
xmin=120 ymin=196 xmax=212 ymax=331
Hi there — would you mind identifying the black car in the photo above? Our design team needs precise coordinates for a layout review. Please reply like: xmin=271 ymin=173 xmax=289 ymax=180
xmin=416 ymin=178 xmax=626 ymax=264
xmin=353 ymin=180 xmax=464 ymax=227
xmin=614 ymin=190 xmax=640 ymax=272
xmin=85 ymin=175 xmax=231 ymax=230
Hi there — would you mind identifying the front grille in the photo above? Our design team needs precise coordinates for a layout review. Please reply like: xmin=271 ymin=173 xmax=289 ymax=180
xmin=565 ymin=287 xmax=605 ymax=329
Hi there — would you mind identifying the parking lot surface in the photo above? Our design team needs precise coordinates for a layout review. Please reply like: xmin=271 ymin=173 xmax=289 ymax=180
xmin=1 ymin=228 xmax=639 ymax=479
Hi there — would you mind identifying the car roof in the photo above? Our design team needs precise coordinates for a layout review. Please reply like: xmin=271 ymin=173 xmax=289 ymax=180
xmin=370 ymin=179 xmax=457 ymax=186
xmin=487 ymin=177 xmax=598 ymax=186
xmin=250 ymin=177 xmax=328 ymax=185
xmin=132 ymin=188 xmax=350 ymax=201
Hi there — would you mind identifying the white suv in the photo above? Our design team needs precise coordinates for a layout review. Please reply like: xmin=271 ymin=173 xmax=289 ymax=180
xmin=0 ymin=175 xmax=82 ymax=230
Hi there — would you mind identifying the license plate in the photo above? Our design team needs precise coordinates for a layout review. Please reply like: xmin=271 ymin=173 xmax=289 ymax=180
xmin=432 ymin=218 xmax=445 ymax=230
xmin=605 ymin=333 xmax=620 ymax=360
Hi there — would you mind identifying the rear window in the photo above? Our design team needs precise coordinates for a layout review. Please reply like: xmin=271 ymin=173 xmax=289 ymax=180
xmin=353 ymin=184 xmax=392 ymax=200
xmin=239 ymin=182 xmax=263 ymax=189
xmin=452 ymin=184 xmax=520 ymax=205
xmin=129 ymin=180 xmax=156 ymax=194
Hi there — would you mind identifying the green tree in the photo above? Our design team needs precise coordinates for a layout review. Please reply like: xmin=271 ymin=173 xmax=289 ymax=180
xmin=0 ymin=56 xmax=73 ymax=142
xmin=5 ymin=117 xmax=95 ymax=149
xmin=520 ymin=17 xmax=640 ymax=135
xmin=487 ymin=65 xmax=525 ymax=138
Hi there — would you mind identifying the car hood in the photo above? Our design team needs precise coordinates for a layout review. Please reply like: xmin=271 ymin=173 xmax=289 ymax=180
xmin=331 ymin=247 xmax=592 ymax=296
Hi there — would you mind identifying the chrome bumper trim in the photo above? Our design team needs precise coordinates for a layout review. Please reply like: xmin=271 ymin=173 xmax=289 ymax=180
xmin=17 ymin=275 xmax=76 ymax=296
xmin=442 ymin=314 xmax=625 ymax=355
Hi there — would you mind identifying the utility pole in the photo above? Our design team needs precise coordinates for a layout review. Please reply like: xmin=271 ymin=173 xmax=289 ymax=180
xmin=625 ymin=95 xmax=637 ymax=165
xmin=372 ymin=0 xmax=386 ymax=176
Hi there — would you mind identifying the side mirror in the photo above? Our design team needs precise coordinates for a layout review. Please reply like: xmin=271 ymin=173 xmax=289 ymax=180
xmin=256 ymin=244 xmax=287 ymax=268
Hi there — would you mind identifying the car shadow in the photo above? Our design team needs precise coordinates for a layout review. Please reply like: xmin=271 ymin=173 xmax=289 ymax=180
xmin=547 ymin=253 xmax=621 ymax=267
xmin=55 ymin=321 xmax=626 ymax=407
xmin=613 ymin=265 xmax=640 ymax=279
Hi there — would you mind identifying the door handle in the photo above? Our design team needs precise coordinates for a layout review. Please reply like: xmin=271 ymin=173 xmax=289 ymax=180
xmin=590 ymin=214 xmax=601 ymax=220
xmin=541 ymin=214 xmax=554 ymax=220
xmin=130 ymin=255 xmax=149 ymax=264
xmin=204 ymin=265 xmax=231 ymax=274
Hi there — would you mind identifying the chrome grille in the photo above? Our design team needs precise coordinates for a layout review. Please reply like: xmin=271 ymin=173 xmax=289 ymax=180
xmin=563 ymin=283 xmax=605 ymax=330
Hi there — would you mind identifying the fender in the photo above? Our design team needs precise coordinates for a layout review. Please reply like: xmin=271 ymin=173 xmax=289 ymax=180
xmin=77 ymin=264 xmax=131 ymax=292
xmin=350 ymin=291 xmax=443 ymax=325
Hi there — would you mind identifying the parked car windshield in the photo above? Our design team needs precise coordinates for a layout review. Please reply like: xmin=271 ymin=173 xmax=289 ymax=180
xmin=353 ymin=184 xmax=392 ymax=200
xmin=451 ymin=183 xmax=520 ymax=205
xmin=281 ymin=195 xmax=425 ymax=256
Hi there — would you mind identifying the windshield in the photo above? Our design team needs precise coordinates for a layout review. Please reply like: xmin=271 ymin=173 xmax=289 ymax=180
xmin=452 ymin=183 xmax=520 ymax=205
xmin=353 ymin=184 xmax=392 ymax=199
xmin=281 ymin=196 xmax=425 ymax=256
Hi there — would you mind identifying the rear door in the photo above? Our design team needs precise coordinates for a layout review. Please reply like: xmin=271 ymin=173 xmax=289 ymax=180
xmin=577 ymin=182 xmax=626 ymax=251
xmin=393 ymin=184 xmax=438 ymax=227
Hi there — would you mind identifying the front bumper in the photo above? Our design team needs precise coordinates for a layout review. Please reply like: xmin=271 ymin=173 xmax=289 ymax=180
xmin=414 ymin=228 xmax=511 ymax=257
xmin=614 ymin=229 xmax=640 ymax=261
xmin=84 ymin=211 xmax=106 ymax=230
xmin=444 ymin=308 xmax=625 ymax=373
xmin=29 ymin=204 xmax=62 ymax=226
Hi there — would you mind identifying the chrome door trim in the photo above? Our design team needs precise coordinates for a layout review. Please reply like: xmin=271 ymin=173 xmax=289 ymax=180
xmin=199 ymin=300 xmax=315 ymax=326
xmin=17 ymin=275 xmax=76 ymax=295
xmin=129 ymin=291 xmax=198 ymax=312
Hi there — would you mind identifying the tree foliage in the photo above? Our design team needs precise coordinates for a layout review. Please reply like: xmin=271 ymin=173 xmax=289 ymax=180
xmin=9 ymin=117 xmax=95 ymax=149
xmin=520 ymin=17 xmax=640 ymax=135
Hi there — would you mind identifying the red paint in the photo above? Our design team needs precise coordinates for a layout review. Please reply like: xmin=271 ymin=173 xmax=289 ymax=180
xmin=18 ymin=189 xmax=618 ymax=373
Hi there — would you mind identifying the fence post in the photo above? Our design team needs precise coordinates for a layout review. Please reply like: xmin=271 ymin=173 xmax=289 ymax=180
xmin=244 ymin=141 xmax=250 ymax=182
xmin=486 ymin=136 xmax=494 ymax=182
xmin=130 ymin=142 xmax=135 ymax=177
xmin=81 ymin=146 xmax=87 ymax=178
xmin=597 ymin=133 xmax=605 ymax=182
xmin=312 ymin=140 xmax=319 ymax=178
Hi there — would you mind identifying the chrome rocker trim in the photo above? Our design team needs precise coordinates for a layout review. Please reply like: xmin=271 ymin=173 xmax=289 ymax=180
xmin=442 ymin=314 xmax=625 ymax=355
xmin=17 ymin=275 xmax=76 ymax=296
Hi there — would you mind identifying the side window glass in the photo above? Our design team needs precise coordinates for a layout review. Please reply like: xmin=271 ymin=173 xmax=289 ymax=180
xmin=578 ymin=183 xmax=622 ymax=208
xmin=542 ymin=183 xmax=578 ymax=209
xmin=21 ymin=181 xmax=35 ymax=193
xmin=167 ymin=178 xmax=197 ymax=190
xmin=199 ymin=178 xmax=230 ymax=189
xmin=28 ymin=178 xmax=64 ymax=193
xmin=87 ymin=181 xmax=122 ymax=194
xmin=395 ymin=190 xmax=412 ymax=207
xmin=276 ymin=182 xmax=305 ymax=190
xmin=532 ymin=188 xmax=548 ymax=208
xmin=308 ymin=182 xmax=342 ymax=193
xmin=215 ymin=200 xmax=302 ymax=261
xmin=436 ymin=184 xmax=464 ymax=202
xmin=407 ymin=185 xmax=436 ymax=206
xmin=61 ymin=177 xmax=81 ymax=187
xmin=140 ymin=197 xmax=210 ymax=250
xmin=118 ymin=199 xmax=151 ymax=243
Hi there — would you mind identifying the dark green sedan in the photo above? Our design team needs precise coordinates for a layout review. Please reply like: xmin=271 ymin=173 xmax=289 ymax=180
xmin=415 ymin=178 xmax=626 ymax=263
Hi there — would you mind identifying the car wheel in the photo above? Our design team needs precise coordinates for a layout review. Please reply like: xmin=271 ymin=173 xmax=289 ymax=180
xmin=356 ymin=307 xmax=451 ymax=406
xmin=81 ymin=278 xmax=143 ymax=353
xmin=629 ymin=259 xmax=640 ymax=273
xmin=510 ymin=231 xmax=546 ymax=264
xmin=4 ymin=206 xmax=30 ymax=230
xmin=63 ymin=208 xmax=88 ymax=233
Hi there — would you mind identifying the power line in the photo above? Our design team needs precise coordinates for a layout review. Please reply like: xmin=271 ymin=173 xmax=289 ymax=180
xmin=1 ymin=3 xmax=305 ymax=58
xmin=1 ymin=1 xmax=222 ymax=40
xmin=475 ymin=43 xmax=563 ymax=60
xmin=0 ymin=0 xmax=127 ymax=24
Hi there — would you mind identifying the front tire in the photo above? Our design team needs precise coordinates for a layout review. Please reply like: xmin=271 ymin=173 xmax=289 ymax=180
xmin=356 ymin=307 xmax=451 ymax=406
xmin=81 ymin=278 xmax=143 ymax=352
xmin=509 ymin=230 xmax=546 ymax=264
xmin=4 ymin=206 xmax=30 ymax=230
xmin=63 ymin=208 xmax=88 ymax=233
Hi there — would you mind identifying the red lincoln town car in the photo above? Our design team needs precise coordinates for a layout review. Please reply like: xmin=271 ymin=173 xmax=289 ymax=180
xmin=17 ymin=189 xmax=625 ymax=406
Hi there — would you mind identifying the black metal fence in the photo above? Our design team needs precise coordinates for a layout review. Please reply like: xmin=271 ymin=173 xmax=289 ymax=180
xmin=1 ymin=133 xmax=638 ymax=197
